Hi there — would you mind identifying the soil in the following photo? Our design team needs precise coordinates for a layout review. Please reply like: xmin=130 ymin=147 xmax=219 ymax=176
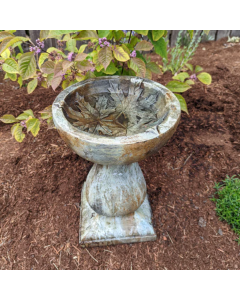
xmin=1 ymin=38 xmax=240 ymax=270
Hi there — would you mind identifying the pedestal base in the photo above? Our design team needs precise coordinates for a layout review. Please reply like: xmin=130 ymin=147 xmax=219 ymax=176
xmin=79 ymin=183 xmax=157 ymax=247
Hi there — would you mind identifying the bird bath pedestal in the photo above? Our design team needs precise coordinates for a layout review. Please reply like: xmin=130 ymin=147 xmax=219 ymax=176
xmin=52 ymin=76 xmax=181 ymax=247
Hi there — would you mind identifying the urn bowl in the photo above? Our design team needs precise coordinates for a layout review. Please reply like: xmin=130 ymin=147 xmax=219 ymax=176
xmin=52 ymin=76 xmax=181 ymax=165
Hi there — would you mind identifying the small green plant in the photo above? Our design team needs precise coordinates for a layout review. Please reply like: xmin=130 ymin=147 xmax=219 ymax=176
xmin=165 ymin=64 xmax=212 ymax=114
xmin=162 ymin=30 xmax=202 ymax=75
xmin=227 ymin=36 xmax=240 ymax=43
xmin=211 ymin=175 xmax=240 ymax=244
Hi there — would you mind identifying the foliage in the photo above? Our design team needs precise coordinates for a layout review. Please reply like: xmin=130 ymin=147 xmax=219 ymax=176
xmin=0 ymin=109 xmax=39 ymax=142
xmin=211 ymin=175 xmax=240 ymax=244
xmin=166 ymin=63 xmax=212 ymax=114
xmin=0 ymin=30 xmax=211 ymax=142
xmin=227 ymin=36 xmax=240 ymax=43
xmin=162 ymin=30 xmax=202 ymax=75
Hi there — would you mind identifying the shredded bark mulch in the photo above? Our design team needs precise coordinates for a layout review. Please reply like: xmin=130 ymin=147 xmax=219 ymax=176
xmin=0 ymin=38 xmax=240 ymax=270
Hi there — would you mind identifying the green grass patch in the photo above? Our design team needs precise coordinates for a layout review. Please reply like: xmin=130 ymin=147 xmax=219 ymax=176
xmin=211 ymin=175 xmax=240 ymax=243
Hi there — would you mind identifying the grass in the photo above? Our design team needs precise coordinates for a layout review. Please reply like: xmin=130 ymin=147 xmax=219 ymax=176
xmin=211 ymin=175 xmax=240 ymax=243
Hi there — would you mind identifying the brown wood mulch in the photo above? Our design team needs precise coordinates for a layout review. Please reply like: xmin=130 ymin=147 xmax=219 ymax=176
xmin=0 ymin=38 xmax=240 ymax=270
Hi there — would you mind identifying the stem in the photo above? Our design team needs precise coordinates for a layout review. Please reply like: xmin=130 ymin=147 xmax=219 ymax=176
xmin=121 ymin=30 xmax=132 ymax=75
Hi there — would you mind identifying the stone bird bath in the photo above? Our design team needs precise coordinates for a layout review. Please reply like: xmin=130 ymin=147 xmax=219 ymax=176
xmin=52 ymin=76 xmax=181 ymax=247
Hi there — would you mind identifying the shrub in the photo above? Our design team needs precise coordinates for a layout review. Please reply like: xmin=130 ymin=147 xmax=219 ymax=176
xmin=0 ymin=30 xmax=212 ymax=142
xmin=211 ymin=175 xmax=240 ymax=243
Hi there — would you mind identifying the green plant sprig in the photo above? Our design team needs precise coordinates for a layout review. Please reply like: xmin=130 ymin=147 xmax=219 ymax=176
xmin=211 ymin=175 xmax=240 ymax=244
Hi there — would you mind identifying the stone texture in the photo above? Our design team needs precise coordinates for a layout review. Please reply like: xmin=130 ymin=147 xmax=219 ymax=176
xmin=80 ymin=182 xmax=156 ymax=247
xmin=85 ymin=163 xmax=146 ymax=217
xmin=52 ymin=76 xmax=181 ymax=166
xmin=52 ymin=76 xmax=181 ymax=247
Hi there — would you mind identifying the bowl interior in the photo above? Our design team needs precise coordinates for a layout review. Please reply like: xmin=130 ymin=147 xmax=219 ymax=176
xmin=62 ymin=77 xmax=169 ymax=137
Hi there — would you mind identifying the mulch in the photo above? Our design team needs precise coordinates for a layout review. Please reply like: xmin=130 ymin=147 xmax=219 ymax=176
xmin=0 ymin=37 xmax=240 ymax=270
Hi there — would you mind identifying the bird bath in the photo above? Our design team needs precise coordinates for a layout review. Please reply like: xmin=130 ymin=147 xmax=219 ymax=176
xmin=52 ymin=76 xmax=181 ymax=247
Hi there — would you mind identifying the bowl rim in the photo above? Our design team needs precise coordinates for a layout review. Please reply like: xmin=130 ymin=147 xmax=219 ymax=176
xmin=52 ymin=76 xmax=181 ymax=145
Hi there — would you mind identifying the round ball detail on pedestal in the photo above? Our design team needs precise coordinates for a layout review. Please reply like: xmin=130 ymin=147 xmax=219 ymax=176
xmin=85 ymin=163 xmax=147 ymax=217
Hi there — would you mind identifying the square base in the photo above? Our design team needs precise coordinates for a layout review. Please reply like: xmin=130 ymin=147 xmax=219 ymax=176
xmin=79 ymin=183 xmax=157 ymax=247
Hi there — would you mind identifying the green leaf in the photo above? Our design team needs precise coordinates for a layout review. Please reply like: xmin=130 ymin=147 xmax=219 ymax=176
xmin=148 ymin=33 xmax=167 ymax=59
xmin=40 ymin=30 xmax=51 ymax=40
xmin=98 ymin=30 xmax=111 ymax=38
xmin=38 ymin=53 xmax=49 ymax=67
xmin=49 ymin=30 xmax=77 ymax=37
xmin=145 ymin=69 xmax=152 ymax=80
xmin=18 ymin=52 xmax=36 ymax=80
xmin=41 ymin=60 xmax=55 ymax=74
xmin=113 ymin=46 xmax=130 ymax=62
xmin=27 ymin=78 xmax=38 ymax=94
xmin=152 ymin=30 xmax=165 ymax=41
xmin=203 ymin=30 xmax=210 ymax=35
xmin=130 ymin=36 xmax=139 ymax=48
xmin=135 ymin=40 xmax=153 ymax=51
xmin=98 ymin=46 xmax=113 ymax=69
xmin=134 ymin=30 xmax=148 ymax=35
xmin=102 ymin=61 xmax=118 ymax=75
xmin=39 ymin=105 xmax=52 ymax=119
xmin=0 ymin=114 xmax=18 ymax=123
xmin=75 ymin=53 xmax=88 ymax=62
xmin=14 ymin=123 xmax=25 ymax=142
xmin=2 ymin=58 xmax=18 ymax=74
xmin=46 ymin=73 xmax=54 ymax=86
xmin=76 ymin=60 xmax=94 ymax=72
xmin=166 ymin=81 xmax=191 ymax=93
xmin=16 ymin=53 xmax=22 ymax=60
xmin=146 ymin=61 xmax=162 ymax=74
xmin=188 ymin=30 xmax=194 ymax=39
xmin=0 ymin=31 xmax=14 ymax=41
xmin=16 ymin=109 xmax=35 ymax=120
xmin=7 ymin=73 xmax=17 ymax=81
xmin=26 ymin=118 xmax=40 ymax=137
xmin=23 ymin=109 xmax=35 ymax=118
xmin=74 ymin=30 xmax=98 ymax=40
xmin=11 ymin=123 xmax=19 ymax=136
xmin=174 ymin=93 xmax=188 ymax=114
xmin=185 ymin=79 xmax=195 ymax=85
xmin=17 ymin=76 xmax=23 ymax=88
xmin=173 ymin=72 xmax=189 ymax=82
xmin=195 ymin=65 xmax=203 ymax=73
xmin=78 ymin=44 xmax=88 ymax=53
xmin=66 ymin=38 xmax=76 ymax=52
xmin=51 ymin=76 xmax=62 ymax=91
xmin=113 ymin=30 xmax=125 ymax=41
xmin=1 ymin=48 xmax=10 ymax=59
xmin=121 ymin=44 xmax=130 ymax=55
xmin=129 ymin=57 xmax=146 ymax=77
xmin=0 ymin=36 xmax=28 ymax=55
xmin=185 ymin=63 xmax=193 ymax=71
xmin=197 ymin=72 xmax=212 ymax=85
xmin=136 ymin=51 xmax=147 ymax=63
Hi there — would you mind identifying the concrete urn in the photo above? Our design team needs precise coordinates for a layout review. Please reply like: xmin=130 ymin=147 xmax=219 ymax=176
xmin=52 ymin=76 xmax=181 ymax=247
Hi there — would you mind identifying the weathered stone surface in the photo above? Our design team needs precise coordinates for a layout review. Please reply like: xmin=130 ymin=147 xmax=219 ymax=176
xmin=86 ymin=163 xmax=146 ymax=217
xmin=80 ymin=182 xmax=156 ymax=247
xmin=52 ymin=76 xmax=181 ymax=247
xmin=52 ymin=76 xmax=181 ymax=166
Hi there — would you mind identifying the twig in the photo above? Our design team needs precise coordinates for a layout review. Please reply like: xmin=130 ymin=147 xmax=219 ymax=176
xmin=53 ymin=263 xmax=58 ymax=270
xmin=72 ymin=244 xmax=81 ymax=253
xmin=183 ymin=153 xmax=193 ymax=166
xmin=85 ymin=248 xmax=98 ymax=263
xmin=166 ymin=231 xmax=174 ymax=244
